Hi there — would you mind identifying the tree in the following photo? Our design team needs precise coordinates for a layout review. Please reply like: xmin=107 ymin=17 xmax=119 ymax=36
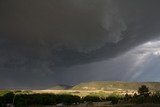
xmin=83 ymin=95 xmax=101 ymax=102
xmin=138 ymin=85 xmax=150 ymax=97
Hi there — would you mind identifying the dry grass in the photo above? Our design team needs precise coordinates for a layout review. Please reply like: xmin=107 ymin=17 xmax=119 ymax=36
xmin=32 ymin=89 xmax=136 ymax=97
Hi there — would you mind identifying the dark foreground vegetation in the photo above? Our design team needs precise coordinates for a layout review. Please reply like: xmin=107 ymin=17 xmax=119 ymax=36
xmin=1 ymin=85 xmax=160 ymax=107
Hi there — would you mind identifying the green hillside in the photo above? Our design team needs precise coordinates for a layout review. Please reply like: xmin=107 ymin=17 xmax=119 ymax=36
xmin=72 ymin=81 xmax=160 ymax=91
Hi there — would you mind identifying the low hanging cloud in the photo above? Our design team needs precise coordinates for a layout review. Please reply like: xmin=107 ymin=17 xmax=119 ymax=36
xmin=63 ymin=40 xmax=160 ymax=84
xmin=0 ymin=0 xmax=160 ymax=88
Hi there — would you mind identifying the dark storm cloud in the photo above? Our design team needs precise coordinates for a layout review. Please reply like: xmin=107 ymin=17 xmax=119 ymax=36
xmin=0 ymin=0 xmax=160 ymax=88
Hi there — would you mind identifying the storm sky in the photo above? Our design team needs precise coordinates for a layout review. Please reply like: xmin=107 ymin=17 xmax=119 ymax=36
xmin=1 ymin=0 xmax=160 ymax=89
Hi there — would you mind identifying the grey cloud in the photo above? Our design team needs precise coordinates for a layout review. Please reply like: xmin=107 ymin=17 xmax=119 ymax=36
xmin=0 ymin=0 xmax=127 ymax=52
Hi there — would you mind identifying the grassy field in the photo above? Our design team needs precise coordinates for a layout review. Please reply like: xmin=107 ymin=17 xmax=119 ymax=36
xmin=32 ymin=89 xmax=137 ymax=98
xmin=32 ymin=89 xmax=123 ymax=97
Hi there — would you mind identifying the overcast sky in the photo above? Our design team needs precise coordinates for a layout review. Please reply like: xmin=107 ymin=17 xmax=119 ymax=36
xmin=1 ymin=0 xmax=160 ymax=89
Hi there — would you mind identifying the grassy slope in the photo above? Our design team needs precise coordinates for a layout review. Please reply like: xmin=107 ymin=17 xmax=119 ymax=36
xmin=72 ymin=81 xmax=160 ymax=91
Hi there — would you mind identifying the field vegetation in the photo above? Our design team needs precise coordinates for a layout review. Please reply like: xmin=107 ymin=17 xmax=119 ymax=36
xmin=1 ymin=82 xmax=160 ymax=107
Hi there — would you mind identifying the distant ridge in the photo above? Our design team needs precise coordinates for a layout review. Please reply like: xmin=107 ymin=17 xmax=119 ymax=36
xmin=71 ymin=81 xmax=160 ymax=91
xmin=48 ymin=84 xmax=72 ymax=90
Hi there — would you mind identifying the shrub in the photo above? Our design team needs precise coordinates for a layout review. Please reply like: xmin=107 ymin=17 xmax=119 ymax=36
xmin=106 ymin=95 xmax=119 ymax=104
xmin=55 ymin=94 xmax=80 ymax=105
xmin=124 ymin=93 xmax=132 ymax=102
xmin=0 ymin=96 xmax=2 ymax=107
xmin=2 ymin=92 xmax=14 ymax=104
xmin=83 ymin=95 xmax=101 ymax=102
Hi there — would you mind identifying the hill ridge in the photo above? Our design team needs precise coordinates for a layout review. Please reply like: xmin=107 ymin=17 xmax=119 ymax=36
xmin=71 ymin=81 xmax=160 ymax=91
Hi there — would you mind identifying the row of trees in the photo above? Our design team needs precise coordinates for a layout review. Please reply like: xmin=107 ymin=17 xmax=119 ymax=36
xmin=0 ymin=93 xmax=81 ymax=107
xmin=0 ymin=92 xmax=124 ymax=107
